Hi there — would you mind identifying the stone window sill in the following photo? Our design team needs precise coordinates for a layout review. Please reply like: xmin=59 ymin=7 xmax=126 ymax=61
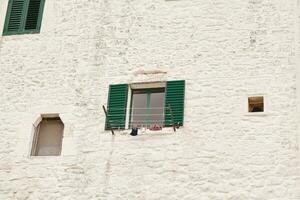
xmin=244 ymin=112 xmax=269 ymax=116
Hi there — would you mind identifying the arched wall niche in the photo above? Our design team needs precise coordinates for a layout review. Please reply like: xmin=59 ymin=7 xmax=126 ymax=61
xmin=31 ymin=113 xmax=64 ymax=156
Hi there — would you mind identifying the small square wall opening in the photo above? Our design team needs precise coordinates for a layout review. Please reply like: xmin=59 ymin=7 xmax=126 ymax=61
xmin=248 ymin=96 xmax=264 ymax=112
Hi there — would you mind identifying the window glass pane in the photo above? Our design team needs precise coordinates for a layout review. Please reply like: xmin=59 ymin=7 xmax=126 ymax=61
xmin=150 ymin=92 xmax=165 ymax=127
xmin=131 ymin=91 xmax=148 ymax=128
xmin=130 ymin=88 xmax=165 ymax=129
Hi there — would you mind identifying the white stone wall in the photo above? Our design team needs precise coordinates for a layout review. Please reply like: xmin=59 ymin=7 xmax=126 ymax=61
xmin=0 ymin=0 xmax=299 ymax=199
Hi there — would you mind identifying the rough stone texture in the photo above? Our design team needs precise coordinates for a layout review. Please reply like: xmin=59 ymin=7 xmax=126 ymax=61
xmin=0 ymin=0 xmax=300 ymax=199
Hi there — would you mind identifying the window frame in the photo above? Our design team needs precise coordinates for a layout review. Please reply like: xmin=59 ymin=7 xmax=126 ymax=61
xmin=3 ymin=0 xmax=46 ymax=36
xmin=129 ymin=87 xmax=166 ymax=129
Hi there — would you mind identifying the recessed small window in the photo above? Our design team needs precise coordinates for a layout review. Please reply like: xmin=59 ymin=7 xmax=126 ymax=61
xmin=31 ymin=116 xmax=64 ymax=156
xmin=248 ymin=96 xmax=264 ymax=112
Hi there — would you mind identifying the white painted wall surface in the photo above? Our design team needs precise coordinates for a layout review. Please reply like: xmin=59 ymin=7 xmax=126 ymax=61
xmin=0 ymin=0 xmax=299 ymax=199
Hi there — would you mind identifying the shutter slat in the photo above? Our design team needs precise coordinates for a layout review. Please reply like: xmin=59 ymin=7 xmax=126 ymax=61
xmin=106 ymin=84 xmax=128 ymax=130
xmin=164 ymin=80 xmax=185 ymax=127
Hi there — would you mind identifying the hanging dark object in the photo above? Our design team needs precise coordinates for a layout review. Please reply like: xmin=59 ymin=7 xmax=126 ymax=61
xmin=130 ymin=128 xmax=138 ymax=136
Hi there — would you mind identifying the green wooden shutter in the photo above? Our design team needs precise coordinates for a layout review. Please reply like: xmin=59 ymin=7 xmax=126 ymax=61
xmin=3 ymin=0 xmax=26 ymax=35
xmin=25 ymin=0 xmax=45 ymax=31
xmin=106 ymin=84 xmax=128 ymax=130
xmin=164 ymin=80 xmax=185 ymax=127
xmin=3 ymin=0 xmax=45 ymax=35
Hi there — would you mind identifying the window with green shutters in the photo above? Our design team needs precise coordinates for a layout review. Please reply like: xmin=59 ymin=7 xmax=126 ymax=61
xmin=105 ymin=81 xmax=185 ymax=130
xmin=3 ymin=0 xmax=45 ymax=36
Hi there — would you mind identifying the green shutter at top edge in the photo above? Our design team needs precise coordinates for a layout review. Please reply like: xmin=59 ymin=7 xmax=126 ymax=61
xmin=105 ymin=84 xmax=128 ymax=130
xmin=164 ymin=80 xmax=185 ymax=127
xmin=3 ymin=0 xmax=46 ymax=36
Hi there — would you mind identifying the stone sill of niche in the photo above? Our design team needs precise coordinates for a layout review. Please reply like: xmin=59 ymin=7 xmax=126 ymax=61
xmin=29 ymin=155 xmax=63 ymax=160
